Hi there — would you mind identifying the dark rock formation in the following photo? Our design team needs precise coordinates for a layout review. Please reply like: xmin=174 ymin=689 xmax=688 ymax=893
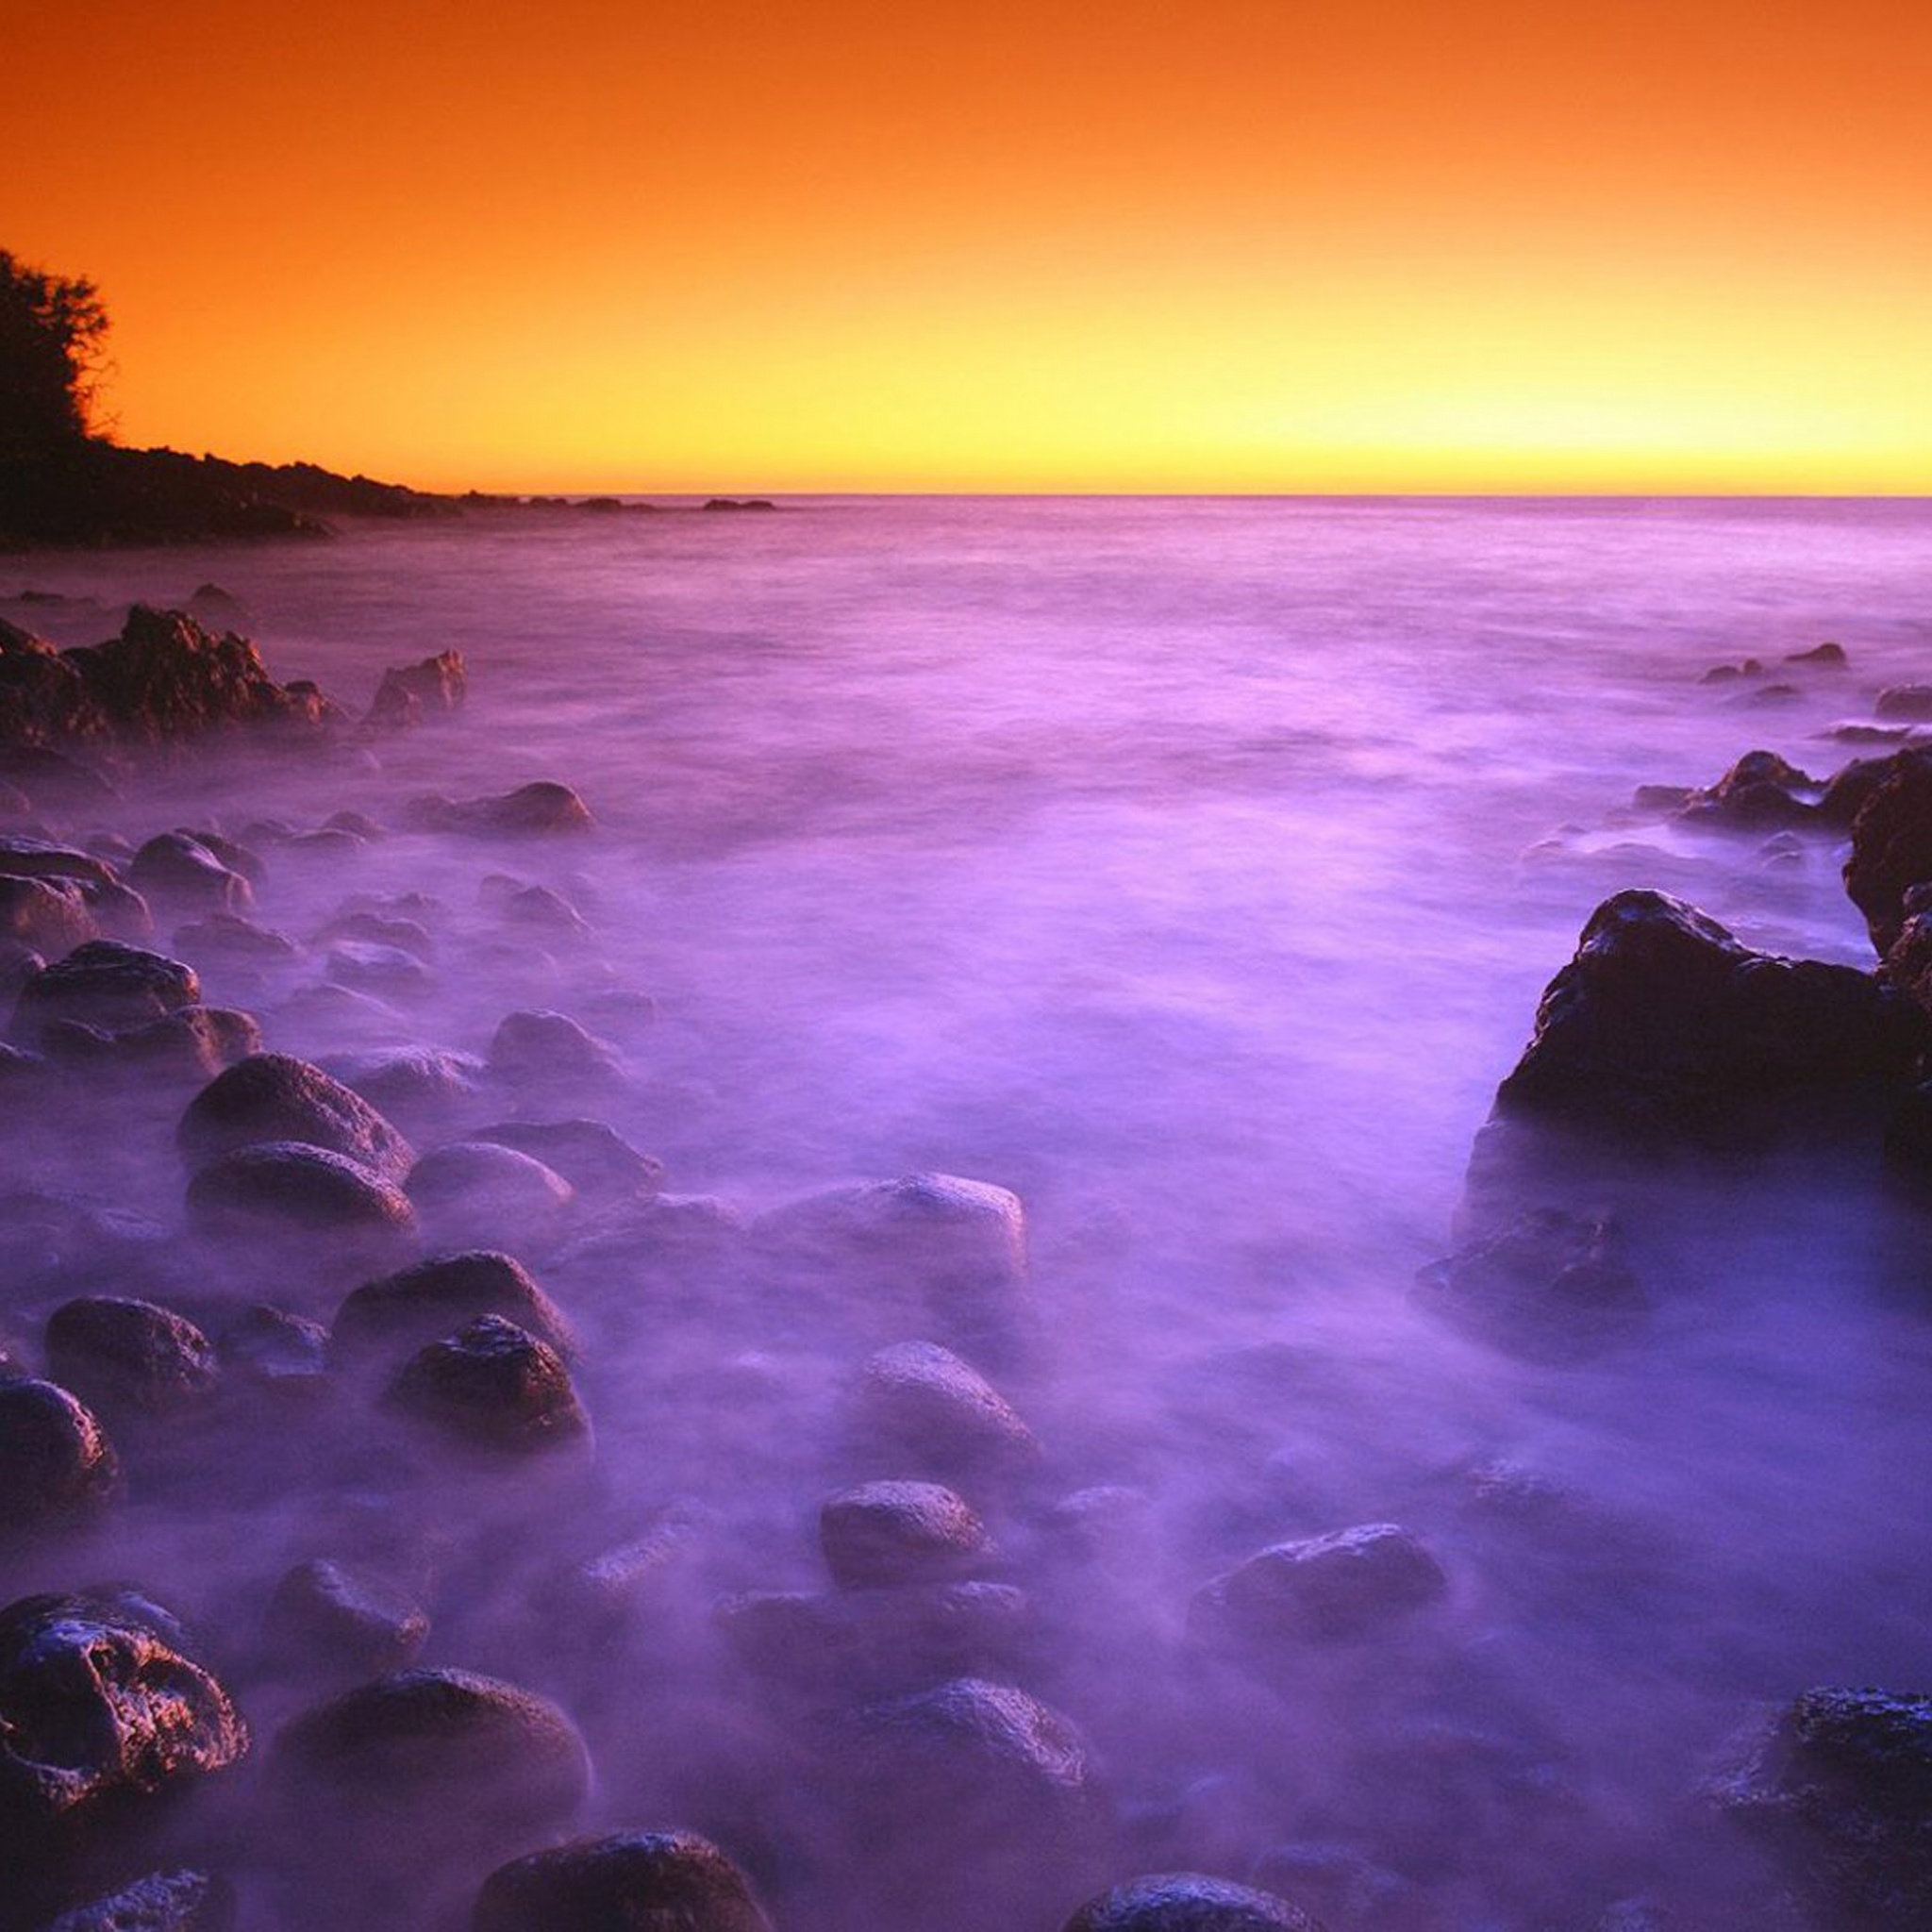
xmin=472 ymin=1829 xmax=773 ymax=1932
xmin=333 ymin=1251 xmax=576 ymax=1363
xmin=365 ymin=650 xmax=466 ymax=730
xmin=127 ymin=833 xmax=252 ymax=914
xmin=1787 ymin=641 xmax=1848 ymax=666
xmin=42 ymin=1870 xmax=235 ymax=1931
xmin=0 ymin=1378 xmax=121 ymax=1537
xmin=0 ymin=874 xmax=95 ymax=955
xmin=850 ymin=1340 xmax=1041 ymax=1484
xmin=1414 ymin=1208 xmax=1645 ymax=1361
xmin=820 ymin=1479 xmax=995 ymax=1591
xmin=474 ymin=1119 xmax=662 ymax=1203
xmin=1712 ymin=1685 xmax=1932 ymax=1927
xmin=386 ymin=1315 xmax=591 ymax=1456
xmin=486 ymin=1009 xmax=624 ymax=1093
xmin=216 ymin=1303 xmax=329 ymax=1398
xmin=43 ymin=1296 xmax=220 ymax=1421
xmin=11 ymin=941 xmax=199 ymax=1044
xmin=1674 ymin=749 xmax=1819 ymax=829
xmin=1061 ymin=1873 xmax=1325 ymax=1931
xmin=408 ymin=781 xmax=593 ymax=836
xmin=1875 ymin=685 xmax=1932 ymax=722
xmin=325 ymin=1048 xmax=482 ymax=1136
xmin=42 ymin=1004 xmax=261 ymax=1084
xmin=0 ymin=1590 xmax=248 ymax=1845
xmin=1846 ymin=751 xmax=1932 ymax=954
xmin=178 ymin=1053 xmax=414 ymax=1180
xmin=172 ymin=911 xmax=299 ymax=969
xmin=263 ymin=1557 xmax=429 ymax=1681
xmin=404 ymin=1141 xmax=575 ymax=1249
xmin=1192 ymin=1524 xmax=1447 ymax=1647
xmin=0 ymin=618 xmax=106 ymax=744
xmin=186 ymin=1141 xmax=418 ymax=1246
xmin=1495 ymin=891 xmax=1924 ymax=1139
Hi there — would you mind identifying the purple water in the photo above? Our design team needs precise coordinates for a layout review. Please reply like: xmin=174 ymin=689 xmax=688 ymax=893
xmin=8 ymin=494 xmax=1932 ymax=1928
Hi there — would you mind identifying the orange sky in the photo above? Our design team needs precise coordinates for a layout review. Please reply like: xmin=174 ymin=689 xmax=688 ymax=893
xmin=8 ymin=0 xmax=1931 ymax=491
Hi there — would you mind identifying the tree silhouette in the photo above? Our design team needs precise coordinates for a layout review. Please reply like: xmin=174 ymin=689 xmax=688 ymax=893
xmin=0 ymin=249 xmax=111 ymax=462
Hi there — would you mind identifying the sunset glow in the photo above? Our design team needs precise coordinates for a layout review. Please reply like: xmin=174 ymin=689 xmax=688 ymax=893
xmin=8 ymin=0 xmax=1930 ymax=492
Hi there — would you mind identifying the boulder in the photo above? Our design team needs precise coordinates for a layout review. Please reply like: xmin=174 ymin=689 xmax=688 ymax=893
xmin=0 ymin=836 xmax=115 ymax=890
xmin=1192 ymin=1524 xmax=1447 ymax=1647
xmin=820 ymin=1480 xmax=995 ymax=1591
xmin=1845 ymin=751 xmax=1932 ymax=954
xmin=171 ymin=911 xmax=300 ymax=969
xmin=1712 ymin=1685 xmax=1932 ymax=1927
xmin=262 ymin=1558 xmax=430 ymax=1680
xmin=186 ymin=1141 xmax=418 ymax=1247
xmin=474 ymin=1119 xmax=662 ymax=1204
xmin=0 ymin=1378 xmax=121 ymax=1538
xmin=10 ymin=941 xmax=200 ymax=1044
xmin=0 ymin=619 xmax=106 ymax=744
xmin=333 ymin=1251 xmax=577 ymax=1363
xmin=216 ymin=1304 xmax=330 ymax=1399
xmin=326 ymin=941 xmax=434 ymax=1001
xmin=1495 ymin=891 xmax=1924 ymax=1138
xmin=1875 ymin=685 xmax=1932 ymax=722
xmin=41 ymin=1869 xmax=235 ymax=1932
xmin=409 ymin=781 xmax=593 ymax=836
xmin=405 ymin=1141 xmax=575 ymax=1250
xmin=326 ymin=1048 xmax=483 ymax=1136
xmin=0 ymin=1590 xmax=247 ymax=1844
xmin=0 ymin=874 xmax=95 ymax=955
xmin=1061 ymin=1873 xmax=1325 ymax=1931
xmin=1413 ymin=1208 xmax=1645 ymax=1361
xmin=386 ymin=1315 xmax=591 ymax=1457
xmin=1787 ymin=641 xmax=1848 ymax=667
xmin=44 ymin=1296 xmax=220 ymax=1421
xmin=45 ymin=1006 xmax=261 ymax=1084
xmin=486 ymin=1010 xmax=624 ymax=1092
xmin=850 ymin=1340 xmax=1041 ymax=1483
xmin=1675 ymin=749 xmax=1820 ymax=830
xmin=127 ymin=833 xmax=253 ymax=914
xmin=472 ymin=1830 xmax=772 ymax=1932
xmin=178 ymin=1053 xmax=414 ymax=1179
xmin=365 ymin=650 xmax=466 ymax=730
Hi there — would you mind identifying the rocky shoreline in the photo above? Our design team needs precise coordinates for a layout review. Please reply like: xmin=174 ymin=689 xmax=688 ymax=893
xmin=1 ymin=600 xmax=1928 ymax=1931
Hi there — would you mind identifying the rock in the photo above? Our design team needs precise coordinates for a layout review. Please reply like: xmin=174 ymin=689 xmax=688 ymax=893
xmin=1192 ymin=1524 xmax=1447 ymax=1647
xmin=472 ymin=1829 xmax=772 ymax=1932
xmin=820 ymin=1479 xmax=994 ymax=1591
xmin=409 ymin=781 xmax=593 ymax=836
xmin=474 ymin=1119 xmax=662 ymax=1203
xmin=178 ymin=1053 xmax=415 ymax=1180
xmin=1413 ymin=1208 xmax=1645 ymax=1361
xmin=10 ymin=941 xmax=200 ymax=1044
xmin=1495 ymin=891 xmax=1924 ymax=1138
xmin=1676 ymin=749 xmax=1819 ymax=830
xmin=1712 ymin=1686 xmax=1932 ymax=1927
xmin=486 ymin=1009 xmax=624 ymax=1091
xmin=405 ymin=1141 xmax=575 ymax=1250
xmin=263 ymin=1557 xmax=429 ymax=1680
xmin=830 ymin=1676 xmax=1110 ymax=1932
xmin=0 ymin=618 xmax=106 ymax=744
xmin=754 ymin=1174 xmax=1033 ymax=1361
xmin=0 ymin=1590 xmax=247 ymax=1844
xmin=850 ymin=1340 xmax=1041 ymax=1483
xmin=0 ymin=874 xmax=96 ymax=955
xmin=45 ymin=1005 xmax=261 ymax=1083
xmin=386 ymin=1315 xmax=591 ymax=1456
xmin=315 ymin=910 xmax=434 ymax=960
xmin=326 ymin=1049 xmax=483 ymax=1135
xmin=1875 ymin=685 xmax=1932 ymax=722
xmin=1061 ymin=1873 xmax=1325 ymax=1931
xmin=172 ymin=911 xmax=300 ymax=968
xmin=0 ymin=1379 xmax=121 ymax=1538
xmin=326 ymin=941 xmax=434 ymax=1000
xmin=502 ymin=883 xmax=591 ymax=940
xmin=365 ymin=650 xmax=466 ymax=730
xmin=44 ymin=1296 xmax=220 ymax=1421
xmin=216 ymin=1304 xmax=329 ymax=1397
xmin=270 ymin=1669 xmax=589 ymax=1907
xmin=127 ymin=833 xmax=253 ymax=914
xmin=186 ymin=1141 xmax=418 ymax=1247
xmin=333 ymin=1251 xmax=577 ymax=1363
xmin=0 ymin=836 xmax=115 ymax=891
xmin=41 ymin=1869 xmax=235 ymax=1931
xmin=1787 ymin=641 xmax=1849 ymax=666
xmin=1846 ymin=752 xmax=1932 ymax=954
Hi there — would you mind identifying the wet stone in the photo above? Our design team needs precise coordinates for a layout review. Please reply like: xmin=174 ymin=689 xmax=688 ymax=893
xmin=325 ymin=1048 xmax=484 ymax=1136
xmin=0 ymin=1379 xmax=122 ymax=1538
xmin=44 ymin=1296 xmax=221 ymax=1421
xmin=186 ymin=1141 xmax=418 ymax=1246
xmin=127 ymin=833 xmax=252 ymax=914
xmin=1060 ymin=1872 xmax=1327 ymax=1931
xmin=386 ymin=1315 xmax=591 ymax=1456
xmin=405 ymin=1141 xmax=575 ymax=1250
xmin=216 ymin=1304 xmax=330 ymax=1398
xmin=0 ymin=873 xmax=96 ymax=955
xmin=1192 ymin=1524 xmax=1448 ymax=1647
xmin=850 ymin=1340 xmax=1041 ymax=1483
xmin=42 ymin=1869 xmax=236 ymax=1932
xmin=486 ymin=1009 xmax=625 ymax=1091
xmin=177 ymin=1052 xmax=415 ymax=1180
xmin=472 ymin=1829 xmax=773 ymax=1932
xmin=263 ymin=1557 xmax=430 ymax=1680
xmin=333 ymin=1250 xmax=577 ymax=1363
xmin=474 ymin=1118 xmax=663 ymax=1204
xmin=10 ymin=941 xmax=200 ymax=1045
xmin=820 ymin=1479 xmax=995 ymax=1591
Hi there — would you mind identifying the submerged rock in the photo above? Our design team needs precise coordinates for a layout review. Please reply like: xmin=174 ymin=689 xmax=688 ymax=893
xmin=43 ymin=1295 xmax=221 ymax=1421
xmin=1712 ymin=1685 xmax=1932 ymax=1927
xmin=1192 ymin=1524 xmax=1447 ymax=1648
xmin=10 ymin=940 xmax=200 ymax=1044
xmin=127 ymin=832 xmax=253 ymax=914
xmin=386 ymin=1315 xmax=591 ymax=1456
xmin=409 ymin=781 xmax=593 ymax=836
xmin=333 ymin=1250 xmax=577 ymax=1363
xmin=820 ymin=1479 xmax=995 ymax=1591
xmin=365 ymin=649 xmax=466 ymax=730
xmin=474 ymin=1118 xmax=663 ymax=1203
xmin=1675 ymin=748 xmax=1820 ymax=830
xmin=486 ymin=1009 xmax=624 ymax=1092
xmin=42 ymin=1869 xmax=235 ymax=1931
xmin=1845 ymin=750 xmax=1932 ymax=955
xmin=263 ymin=1557 xmax=430 ymax=1681
xmin=1495 ymin=890 xmax=1924 ymax=1139
xmin=849 ymin=1340 xmax=1041 ymax=1483
xmin=472 ymin=1829 xmax=773 ymax=1932
xmin=1061 ymin=1873 xmax=1325 ymax=1931
xmin=178 ymin=1052 xmax=415 ymax=1179
xmin=0 ymin=1378 xmax=122 ymax=1538
xmin=405 ymin=1141 xmax=575 ymax=1250
xmin=186 ymin=1141 xmax=418 ymax=1248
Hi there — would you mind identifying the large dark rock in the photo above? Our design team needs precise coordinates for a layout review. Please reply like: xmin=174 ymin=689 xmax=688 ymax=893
xmin=820 ymin=1479 xmax=995 ymax=1591
xmin=0 ymin=874 xmax=95 ymax=956
xmin=325 ymin=1049 xmax=482 ymax=1136
xmin=0 ymin=1590 xmax=248 ymax=1845
xmin=0 ymin=837 xmax=115 ymax=891
xmin=126 ymin=835 xmax=252 ymax=915
xmin=1845 ymin=751 xmax=1932 ymax=954
xmin=47 ymin=1005 xmax=262 ymax=1085
xmin=386 ymin=1315 xmax=591 ymax=1457
xmin=1061 ymin=1873 xmax=1325 ymax=1931
xmin=43 ymin=1297 xmax=220 ymax=1422
xmin=405 ymin=1142 xmax=575 ymax=1250
xmin=11 ymin=941 xmax=200 ymax=1045
xmin=1675 ymin=749 xmax=1820 ymax=830
xmin=1414 ymin=1208 xmax=1645 ymax=1361
xmin=42 ymin=1869 xmax=235 ymax=1931
xmin=850 ymin=1340 xmax=1041 ymax=1484
xmin=0 ymin=1379 xmax=121 ymax=1538
xmin=333 ymin=1251 xmax=577 ymax=1363
xmin=178 ymin=1053 xmax=414 ymax=1180
xmin=1712 ymin=1686 xmax=1932 ymax=1927
xmin=0 ymin=620 xmax=105 ymax=745
xmin=486 ymin=1010 xmax=624 ymax=1093
xmin=262 ymin=1558 xmax=429 ymax=1681
xmin=409 ymin=781 xmax=593 ymax=836
xmin=1191 ymin=1524 xmax=1447 ymax=1648
xmin=365 ymin=650 xmax=466 ymax=730
xmin=186 ymin=1142 xmax=418 ymax=1248
xmin=1495 ymin=891 xmax=1924 ymax=1138
xmin=472 ymin=1829 xmax=772 ymax=1932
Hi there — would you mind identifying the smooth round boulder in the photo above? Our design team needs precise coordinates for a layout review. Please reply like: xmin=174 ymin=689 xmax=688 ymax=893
xmin=472 ymin=1829 xmax=772 ymax=1932
xmin=0 ymin=1590 xmax=248 ymax=1844
xmin=820 ymin=1479 xmax=994 ymax=1591
xmin=10 ymin=941 xmax=200 ymax=1044
xmin=326 ymin=941 xmax=434 ymax=1001
xmin=263 ymin=1557 xmax=430 ymax=1680
xmin=178 ymin=1052 xmax=414 ymax=1179
xmin=51 ymin=1004 xmax=264 ymax=1083
xmin=1192 ymin=1524 xmax=1447 ymax=1647
xmin=334 ymin=1251 xmax=577 ymax=1363
xmin=128 ymin=832 xmax=253 ymax=914
xmin=0 ymin=873 xmax=96 ymax=956
xmin=1062 ymin=1873 xmax=1326 ymax=1931
xmin=0 ymin=1378 xmax=122 ymax=1537
xmin=42 ymin=1869 xmax=235 ymax=1931
xmin=187 ymin=1141 xmax=417 ymax=1250
xmin=386 ymin=1315 xmax=591 ymax=1456
xmin=44 ymin=1296 xmax=220 ymax=1420
xmin=413 ymin=781 xmax=593 ymax=836
xmin=217 ymin=1303 xmax=329 ymax=1398
xmin=475 ymin=1119 xmax=663 ymax=1204
xmin=851 ymin=1340 xmax=1041 ymax=1481
xmin=486 ymin=1010 xmax=624 ymax=1091
xmin=405 ymin=1141 xmax=575 ymax=1250
xmin=325 ymin=1048 xmax=483 ymax=1135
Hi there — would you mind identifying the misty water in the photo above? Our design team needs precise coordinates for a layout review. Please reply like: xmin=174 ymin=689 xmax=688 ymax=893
xmin=6 ymin=494 xmax=1932 ymax=1930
